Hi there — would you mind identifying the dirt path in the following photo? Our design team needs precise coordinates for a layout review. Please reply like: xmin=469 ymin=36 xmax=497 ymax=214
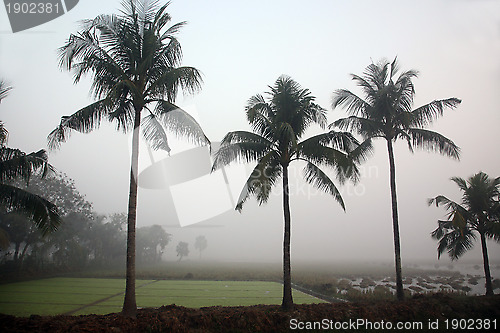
xmin=62 ymin=280 xmax=160 ymax=315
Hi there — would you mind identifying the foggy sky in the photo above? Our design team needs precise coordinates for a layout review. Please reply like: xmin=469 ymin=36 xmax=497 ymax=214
xmin=1 ymin=0 xmax=499 ymax=264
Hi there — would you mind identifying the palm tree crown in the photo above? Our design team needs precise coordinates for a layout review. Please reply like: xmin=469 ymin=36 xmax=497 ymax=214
xmin=333 ymin=58 xmax=460 ymax=156
xmin=48 ymin=0 xmax=208 ymax=150
xmin=429 ymin=172 xmax=500 ymax=295
xmin=213 ymin=75 xmax=370 ymax=310
xmin=331 ymin=57 xmax=461 ymax=300
xmin=214 ymin=75 xmax=369 ymax=210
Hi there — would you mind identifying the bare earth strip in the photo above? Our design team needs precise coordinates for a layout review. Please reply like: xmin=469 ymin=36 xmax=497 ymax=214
xmin=62 ymin=280 xmax=160 ymax=315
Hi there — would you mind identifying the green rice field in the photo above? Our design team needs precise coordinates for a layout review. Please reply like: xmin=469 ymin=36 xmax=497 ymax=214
xmin=0 ymin=278 xmax=325 ymax=317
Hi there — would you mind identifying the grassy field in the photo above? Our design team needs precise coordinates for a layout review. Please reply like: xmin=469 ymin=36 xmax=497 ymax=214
xmin=0 ymin=278 xmax=325 ymax=317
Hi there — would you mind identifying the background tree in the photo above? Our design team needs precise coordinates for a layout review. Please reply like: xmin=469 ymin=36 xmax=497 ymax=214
xmin=429 ymin=172 xmax=500 ymax=295
xmin=47 ymin=0 xmax=208 ymax=317
xmin=332 ymin=57 xmax=460 ymax=300
xmin=176 ymin=241 xmax=189 ymax=261
xmin=88 ymin=213 xmax=126 ymax=267
xmin=213 ymin=75 xmax=369 ymax=310
xmin=1 ymin=173 xmax=95 ymax=273
xmin=0 ymin=211 xmax=42 ymax=268
xmin=137 ymin=225 xmax=171 ymax=263
xmin=194 ymin=235 xmax=207 ymax=259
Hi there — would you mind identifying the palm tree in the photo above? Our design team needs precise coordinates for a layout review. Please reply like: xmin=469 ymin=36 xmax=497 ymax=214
xmin=213 ymin=75 xmax=370 ymax=310
xmin=47 ymin=0 xmax=208 ymax=317
xmin=429 ymin=172 xmax=500 ymax=295
xmin=331 ymin=58 xmax=461 ymax=300
xmin=0 ymin=80 xmax=61 ymax=238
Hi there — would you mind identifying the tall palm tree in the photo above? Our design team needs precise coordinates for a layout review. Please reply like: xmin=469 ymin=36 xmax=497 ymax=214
xmin=213 ymin=75 xmax=370 ymax=310
xmin=0 ymin=80 xmax=61 ymax=238
xmin=47 ymin=0 xmax=208 ymax=317
xmin=429 ymin=172 xmax=500 ymax=295
xmin=331 ymin=58 xmax=461 ymax=300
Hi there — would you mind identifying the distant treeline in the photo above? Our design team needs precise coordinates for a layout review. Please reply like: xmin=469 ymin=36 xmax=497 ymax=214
xmin=0 ymin=173 xmax=171 ymax=278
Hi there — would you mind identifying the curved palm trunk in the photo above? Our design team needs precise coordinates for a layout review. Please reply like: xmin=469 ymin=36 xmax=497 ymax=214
xmin=479 ymin=232 xmax=494 ymax=295
xmin=387 ymin=139 xmax=404 ymax=300
xmin=122 ymin=108 xmax=141 ymax=318
xmin=282 ymin=165 xmax=293 ymax=310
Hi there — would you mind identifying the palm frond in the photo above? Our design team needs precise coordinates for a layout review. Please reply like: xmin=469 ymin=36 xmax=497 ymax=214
xmin=0 ymin=148 xmax=53 ymax=184
xmin=0 ymin=121 xmax=8 ymax=146
xmin=303 ymin=162 xmax=345 ymax=210
xmin=428 ymin=194 xmax=463 ymax=213
xmin=235 ymin=152 xmax=281 ymax=211
xmin=450 ymin=176 xmax=468 ymax=192
xmin=409 ymin=98 xmax=461 ymax=128
xmin=348 ymin=138 xmax=373 ymax=165
xmin=0 ymin=184 xmax=61 ymax=236
xmin=141 ymin=112 xmax=170 ymax=152
xmin=59 ymin=23 xmax=126 ymax=96
xmin=431 ymin=219 xmax=476 ymax=260
xmin=408 ymin=128 xmax=460 ymax=159
xmin=148 ymin=67 xmax=202 ymax=102
xmin=47 ymin=99 xmax=111 ymax=150
xmin=154 ymin=100 xmax=209 ymax=147
xmin=331 ymin=89 xmax=370 ymax=117
xmin=0 ymin=80 xmax=12 ymax=103
xmin=330 ymin=116 xmax=384 ymax=139
xmin=212 ymin=131 xmax=274 ymax=171
xmin=297 ymin=131 xmax=364 ymax=183
xmin=246 ymin=95 xmax=274 ymax=138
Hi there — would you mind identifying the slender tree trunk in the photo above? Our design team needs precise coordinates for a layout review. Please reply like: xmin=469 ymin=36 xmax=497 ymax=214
xmin=121 ymin=108 xmax=142 ymax=318
xmin=19 ymin=242 xmax=30 ymax=269
xmin=479 ymin=232 xmax=494 ymax=295
xmin=281 ymin=165 xmax=293 ymax=310
xmin=387 ymin=139 xmax=404 ymax=300
xmin=13 ymin=242 xmax=20 ymax=262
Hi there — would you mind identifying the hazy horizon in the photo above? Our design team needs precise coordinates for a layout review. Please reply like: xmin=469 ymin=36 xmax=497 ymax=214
xmin=1 ymin=0 xmax=499 ymax=266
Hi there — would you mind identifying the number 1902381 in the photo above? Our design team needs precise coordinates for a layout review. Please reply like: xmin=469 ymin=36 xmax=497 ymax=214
xmin=444 ymin=319 xmax=496 ymax=330
xmin=5 ymin=2 xmax=61 ymax=14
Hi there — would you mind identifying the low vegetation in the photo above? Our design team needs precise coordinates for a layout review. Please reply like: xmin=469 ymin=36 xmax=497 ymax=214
xmin=1 ymin=293 xmax=498 ymax=332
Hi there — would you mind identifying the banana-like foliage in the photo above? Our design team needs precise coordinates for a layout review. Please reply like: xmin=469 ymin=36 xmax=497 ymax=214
xmin=429 ymin=172 xmax=500 ymax=295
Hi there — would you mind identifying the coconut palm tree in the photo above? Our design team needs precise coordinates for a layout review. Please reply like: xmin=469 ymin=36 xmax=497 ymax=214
xmin=331 ymin=58 xmax=461 ymax=300
xmin=0 ymin=81 xmax=61 ymax=238
xmin=213 ymin=75 xmax=370 ymax=310
xmin=47 ymin=0 xmax=208 ymax=317
xmin=429 ymin=172 xmax=500 ymax=295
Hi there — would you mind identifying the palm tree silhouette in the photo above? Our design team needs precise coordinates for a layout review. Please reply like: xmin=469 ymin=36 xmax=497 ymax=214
xmin=47 ymin=0 xmax=208 ymax=317
xmin=331 ymin=58 xmax=461 ymax=300
xmin=429 ymin=172 xmax=500 ymax=295
xmin=213 ymin=75 xmax=370 ymax=310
